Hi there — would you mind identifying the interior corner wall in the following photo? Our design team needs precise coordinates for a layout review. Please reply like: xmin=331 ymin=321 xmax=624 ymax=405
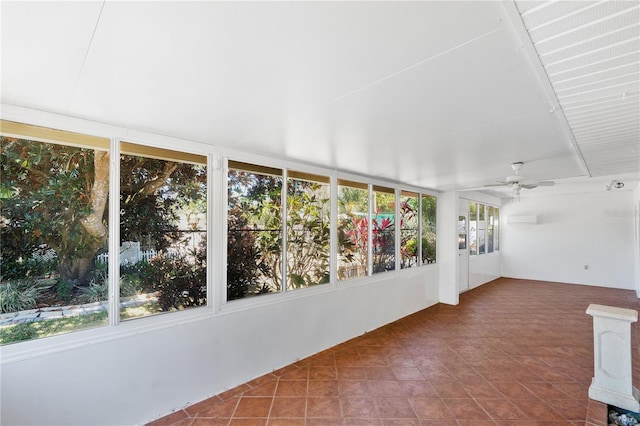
xmin=500 ymin=190 xmax=635 ymax=289
xmin=634 ymin=182 xmax=640 ymax=297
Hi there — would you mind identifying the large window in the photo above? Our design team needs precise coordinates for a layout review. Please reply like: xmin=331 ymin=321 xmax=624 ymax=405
xmin=337 ymin=180 xmax=369 ymax=280
xmin=286 ymin=171 xmax=331 ymax=290
xmin=0 ymin=121 xmax=209 ymax=345
xmin=119 ymin=142 xmax=207 ymax=319
xmin=400 ymin=191 xmax=419 ymax=269
xmin=227 ymin=161 xmax=283 ymax=300
xmin=469 ymin=203 xmax=478 ymax=256
xmin=468 ymin=201 xmax=499 ymax=257
xmin=478 ymin=204 xmax=486 ymax=255
xmin=227 ymin=163 xmax=332 ymax=299
xmin=372 ymin=186 xmax=395 ymax=274
xmin=487 ymin=206 xmax=495 ymax=253
xmin=1 ymin=123 xmax=110 ymax=344
xmin=1 ymin=118 xmax=440 ymax=345
xmin=494 ymin=207 xmax=500 ymax=251
xmin=421 ymin=194 xmax=437 ymax=264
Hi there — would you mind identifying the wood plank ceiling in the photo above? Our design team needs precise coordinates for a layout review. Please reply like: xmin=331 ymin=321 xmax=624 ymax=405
xmin=513 ymin=0 xmax=640 ymax=178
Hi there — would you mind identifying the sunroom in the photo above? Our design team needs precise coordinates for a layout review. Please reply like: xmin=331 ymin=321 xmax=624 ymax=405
xmin=1 ymin=1 xmax=638 ymax=425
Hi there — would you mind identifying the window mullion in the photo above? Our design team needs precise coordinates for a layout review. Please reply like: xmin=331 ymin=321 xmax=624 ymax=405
xmin=367 ymin=184 xmax=373 ymax=276
xmin=108 ymin=138 xmax=121 ymax=327
xmin=210 ymin=154 xmax=221 ymax=312
xmin=395 ymin=188 xmax=400 ymax=272
xmin=330 ymin=175 xmax=338 ymax=285
xmin=281 ymin=169 xmax=288 ymax=293
xmin=418 ymin=195 xmax=423 ymax=267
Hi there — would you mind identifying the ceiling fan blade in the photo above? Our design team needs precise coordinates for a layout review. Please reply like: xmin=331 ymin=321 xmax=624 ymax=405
xmin=537 ymin=180 xmax=555 ymax=186
xmin=484 ymin=182 xmax=510 ymax=187
xmin=521 ymin=184 xmax=538 ymax=189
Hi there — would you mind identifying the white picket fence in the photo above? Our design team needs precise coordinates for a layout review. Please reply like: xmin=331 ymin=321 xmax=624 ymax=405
xmin=95 ymin=250 xmax=157 ymax=265
xmin=31 ymin=232 xmax=202 ymax=266
xmin=96 ymin=241 xmax=161 ymax=265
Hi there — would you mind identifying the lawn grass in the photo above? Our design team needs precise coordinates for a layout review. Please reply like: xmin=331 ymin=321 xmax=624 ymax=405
xmin=0 ymin=302 xmax=161 ymax=345
xmin=0 ymin=312 xmax=108 ymax=345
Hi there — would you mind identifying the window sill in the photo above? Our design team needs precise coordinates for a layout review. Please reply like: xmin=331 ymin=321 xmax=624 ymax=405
xmin=220 ymin=283 xmax=336 ymax=315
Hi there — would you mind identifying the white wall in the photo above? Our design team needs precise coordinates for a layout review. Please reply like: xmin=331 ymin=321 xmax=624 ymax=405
xmin=634 ymin=182 xmax=640 ymax=296
xmin=468 ymin=253 xmax=500 ymax=289
xmin=1 ymin=268 xmax=439 ymax=426
xmin=501 ymin=190 xmax=636 ymax=289
xmin=438 ymin=191 xmax=458 ymax=305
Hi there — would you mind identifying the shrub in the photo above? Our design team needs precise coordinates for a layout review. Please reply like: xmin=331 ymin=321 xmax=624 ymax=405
xmin=55 ymin=279 xmax=73 ymax=302
xmin=77 ymin=272 xmax=139 ymax=304
xmin=148 ymin=246 xmax=206 ymax=311
xmin=0 ymin=279 xmax=47 ymax=313
xmin=0 ymin=256 xmax=59 ymax=281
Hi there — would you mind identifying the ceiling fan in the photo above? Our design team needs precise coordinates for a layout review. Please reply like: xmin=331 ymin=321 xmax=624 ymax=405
xmin=486 ymin=162 xmax=555 ymax=199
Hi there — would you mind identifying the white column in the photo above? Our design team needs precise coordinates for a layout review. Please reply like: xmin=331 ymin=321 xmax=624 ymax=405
xmin=437 ymin=191 xmax=458 ymax=305
xmin=587 ymin=304 xmax=640 ymax=412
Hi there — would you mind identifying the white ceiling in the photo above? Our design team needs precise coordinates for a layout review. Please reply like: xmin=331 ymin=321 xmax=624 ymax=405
xmin=1 ymin=1 xmax=638 ymax=197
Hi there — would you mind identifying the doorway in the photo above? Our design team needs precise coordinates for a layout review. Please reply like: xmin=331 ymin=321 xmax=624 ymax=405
xmin=457 ymin=201 xmax=469 ymax=293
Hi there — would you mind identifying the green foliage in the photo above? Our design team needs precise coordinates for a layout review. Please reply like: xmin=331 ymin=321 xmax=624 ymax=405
xmin=54 ymin=279 xmax=73 ymax=302
xmin=0 ymin=254 xmax=58 ymax=282
xmin=76 ymin=272 xmax=139 ymax=304
xmin=421 ymin=195 xmax=437 ymax=264
xmin=400 ymin=195 xmax=418 ymax=268
xmin=338 ymin=187 xmax=368 ymax=215
xmin=227 ymin=204 xmax=268 ymax=300
xmin=1 ymin=136 xmax=206 ymax=284
xmin=145 ymin=246 xmax=207 ymax=311
xmin=337 ymin=186 xmax=369 ymax=279
xmin=403 ymin=238 xmax=417 ymax=256
xmin=226 ymin=169 xmax=333 ymax=299
xmin=286 ymin=180 xmax=331 ymax=289
xmin=371 ymin=214 xmax=395 ymax=273
xmin=0 ymin=279 xmax=47 ymax=314
xmin=227 ymin=170 xmax=283 ymax=299
xmin=1 ymin=137 xmax=100 ymax=283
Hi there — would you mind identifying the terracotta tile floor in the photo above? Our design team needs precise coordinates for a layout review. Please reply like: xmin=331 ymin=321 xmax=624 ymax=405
xmin=148 ymin=278 xmax=640 ymax=425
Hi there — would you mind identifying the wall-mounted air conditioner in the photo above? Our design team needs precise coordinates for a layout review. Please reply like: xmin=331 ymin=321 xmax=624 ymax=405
xmin=507 ymin=215 xmax=538 ymax=224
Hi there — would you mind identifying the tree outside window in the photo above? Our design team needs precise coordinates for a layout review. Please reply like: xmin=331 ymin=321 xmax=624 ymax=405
xmin=372 ymin=186 xmax=395 ymax=274
xmin=226 ymin=163 xmax=331 ymax=299
xmin=227 ymin=162 xmax=283 ymax=300
xmin=1 ymin=130 xmax=110 ymax=343
xmin=337 ymin=180 xmax=369 ymax=280
xmin=119 ymin=142 xmax=207 ymax=319
xmin=286 ymin=171 xmax=330 ymax=290
xmin=0 ymin=123 xmax=208 ymax=344
xmin=487 ymin=206 xmax=494 ymax=253
xmin=469 ymin=202 xmax=478 ymax=256
xmin=400 ymin=191 xmax=418 ymax=269
xmin=421 ymin=194 xmax=437 ymax=264
xmin=478 ymin=204 xmax=486 ymax=255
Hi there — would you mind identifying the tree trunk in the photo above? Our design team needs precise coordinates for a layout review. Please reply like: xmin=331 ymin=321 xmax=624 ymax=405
xmin=58 ymin=150 xmax=110 ymax=284
xmin=80 ymin=150 xmax=109 ymax=241
xmin=58 ymin=254 xmax=94 ymax=285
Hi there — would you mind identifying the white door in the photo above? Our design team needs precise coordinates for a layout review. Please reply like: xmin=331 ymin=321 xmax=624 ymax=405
xmin=457 ymin=207 xmax=469 ymax=293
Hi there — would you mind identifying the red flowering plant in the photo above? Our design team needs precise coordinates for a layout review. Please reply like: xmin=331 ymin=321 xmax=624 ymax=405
xmin=339 ymin=206 xmax=395 ymax=275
